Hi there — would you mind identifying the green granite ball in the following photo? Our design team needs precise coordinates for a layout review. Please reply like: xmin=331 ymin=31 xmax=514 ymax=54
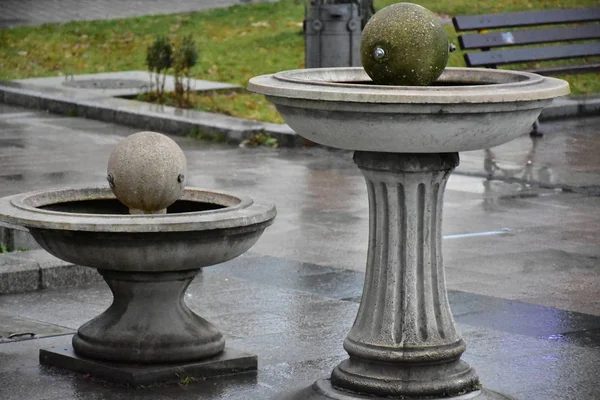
xmin=361 ymin=3 xmax=449 ymax=86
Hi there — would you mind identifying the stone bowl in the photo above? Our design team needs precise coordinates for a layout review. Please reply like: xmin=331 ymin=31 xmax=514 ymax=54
xmin=248 ymin=67 xmax=569 ymax=153
xmin=0 ymin=186 xmax=276 ymax=272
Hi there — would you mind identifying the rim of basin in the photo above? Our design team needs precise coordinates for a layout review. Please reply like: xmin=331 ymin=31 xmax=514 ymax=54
xmin=248 ymin=67 xmax=570 ymax=104
xmin=0 ymin=186 xmax=276 ymax=232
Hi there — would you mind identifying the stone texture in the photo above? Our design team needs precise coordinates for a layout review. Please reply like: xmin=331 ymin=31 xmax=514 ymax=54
xmin=40 ymin=262 xmax=103 ymax=290
xmin=0 ymin=253 xmax=39 ymax=294
xmin=0 ymin=259 xmax=599 ymax=399
xmin=326 ymin=152 xmax=479 ymax=398
xmin=71 ymin=269 xmax=226 ymax=363
xmin=40 ymin=341 xmax=257 ymax=386
xmin=2 ymin=71 xmax=595 ymax=150
xmin=248 ymin=67 xmax=568 ymax=152
xmin=0 ymin=79 xmax=296 ymax=145
xmin=107 ymin=131 xmax=187 ymax=213
xmin=0 ymin=312 xmax=73 ymax=343
xmin=0 ymin=103 xmax=599 ymax=398
xmin=0 ymin=125 xmax=276 ymax=381
xmin=11 ymin=71 xmax=240 ymax=100
xmin=361 ymin=3 xmax=449 ymax=86
xmin=0 ymin=225 xmax=39 ymax=252
xmin=0 ymin=104 xmax=599 ymax=294
xmin=249 ymin=64 xmax=573 ymax=399
xmin=0 ymin=248 xmax=103 ymax=294
xmin=19 ymin=249 xmax=103 ymax=290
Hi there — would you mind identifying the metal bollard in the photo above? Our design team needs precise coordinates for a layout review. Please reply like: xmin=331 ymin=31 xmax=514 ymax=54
xmin=305 ymin=1 xmax=362 ymax=68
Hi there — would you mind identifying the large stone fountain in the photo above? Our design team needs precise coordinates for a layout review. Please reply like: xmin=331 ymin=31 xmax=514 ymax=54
xmin=249 ymin=62 xmax=568 ymax=400
xmin=0 ymin=131 xmax=276 ymax=385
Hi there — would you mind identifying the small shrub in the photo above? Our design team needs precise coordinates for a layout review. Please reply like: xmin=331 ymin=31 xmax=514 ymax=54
xmin=146 ymin=33 xmax=198 ymax=106
xmin=146 ymin=36 xmax=173 ymax=103
xmin=173 ymin=34 xmax=199 ymax=107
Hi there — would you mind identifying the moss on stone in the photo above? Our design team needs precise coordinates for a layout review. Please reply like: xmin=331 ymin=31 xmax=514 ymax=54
xmin=361 ymin=3 xmax=449 ymax=86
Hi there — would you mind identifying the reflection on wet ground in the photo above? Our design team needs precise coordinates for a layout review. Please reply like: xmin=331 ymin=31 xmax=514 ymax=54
xmin=0 ymin=104 xmax=599 ymax=399
xmin=461 ymin=115 xmax=600 ymax=195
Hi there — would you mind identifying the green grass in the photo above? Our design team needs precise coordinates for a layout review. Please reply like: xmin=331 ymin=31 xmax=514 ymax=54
xmin=1 ymin=0 xmax=598 ymax=122
xmin=138 ymin=89 xmax=284 ymax=123
xmin=0 ymin=1 xmax=305 ymax=84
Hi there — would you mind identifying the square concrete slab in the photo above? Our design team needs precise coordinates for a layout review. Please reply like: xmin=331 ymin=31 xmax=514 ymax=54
xmin=12 ymin=71 xmax=240 ymax=99
xmin=0 ymin=313 xmax=73 ymax=343
xmin=39 ymin=336 xmax=257 ymax=386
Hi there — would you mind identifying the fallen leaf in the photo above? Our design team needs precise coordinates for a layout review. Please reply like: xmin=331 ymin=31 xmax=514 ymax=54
xmin=251 ymin=21 xmax=270 ymax=28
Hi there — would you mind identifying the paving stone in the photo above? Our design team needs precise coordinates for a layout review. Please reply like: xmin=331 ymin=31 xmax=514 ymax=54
xmin=0 ymin=0 xmax=281 ymax=28
xmin=0 ymin=313 xmax=73 ymax=343
xmin=0 ymin=98 xmax=598 ymax=399
xmin=0 ymin=254 xmax=39 ymax=294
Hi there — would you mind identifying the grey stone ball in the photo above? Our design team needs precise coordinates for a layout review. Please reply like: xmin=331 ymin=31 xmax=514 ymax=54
xmin=107 ymin=131 xmax=187 ymax=213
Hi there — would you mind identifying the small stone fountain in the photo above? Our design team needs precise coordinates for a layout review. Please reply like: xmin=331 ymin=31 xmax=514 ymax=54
xmin=248 ymin=4 xmax=569 ymax=398
xmin=0 ymin=131 xmax=276 ymax=385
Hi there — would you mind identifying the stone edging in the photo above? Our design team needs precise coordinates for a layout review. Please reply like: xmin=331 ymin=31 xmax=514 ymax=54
xmin=1 ymin=224 xmax=102 ymax=294
xmin=0 ymin=81 xmax=304 ymax=147
xmin=0 ymin=248 xmax=103 ymax=295
xmin=1 ymin=81 xmax=597 ymax=148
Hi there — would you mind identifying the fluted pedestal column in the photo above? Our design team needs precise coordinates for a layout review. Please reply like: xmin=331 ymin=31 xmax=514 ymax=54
xmin=277 ymin=152 xmax=513 ymax=400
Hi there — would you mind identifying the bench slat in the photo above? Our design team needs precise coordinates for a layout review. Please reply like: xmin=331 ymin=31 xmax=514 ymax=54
xmin=465 ymin=42 xmax=600 ymax=67
xmin=453 ymin=7 xmax=600 ymax=30
xmin=527 ymin=63 xmax=600 ymax=76
xmin=459 ymin=25 xmax=600 ymax=50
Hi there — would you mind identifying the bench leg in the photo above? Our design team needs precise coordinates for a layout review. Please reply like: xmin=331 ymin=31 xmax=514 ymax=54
xmin=530 ymin=119 xmax=542 ymax=137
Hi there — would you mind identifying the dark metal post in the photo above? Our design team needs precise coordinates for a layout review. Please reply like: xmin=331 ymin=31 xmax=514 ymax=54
xmin=305 ymin=0 xmax=371 ymax=68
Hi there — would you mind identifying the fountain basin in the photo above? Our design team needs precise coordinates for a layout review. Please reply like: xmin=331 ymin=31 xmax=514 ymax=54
xmin=0 ymin=184 xmax=276 ymax=374
xmin=248 ymin=67 xmax=569 ymax=152
xmin=0 ymin=186 xmax=275 ymax=272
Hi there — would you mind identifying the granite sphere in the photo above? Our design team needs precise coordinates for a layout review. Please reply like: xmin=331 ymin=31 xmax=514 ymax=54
xmin=361 ymin=3 xmax=449 ymax=86
xmin=107 ymin=131 xmax=187 ymax=213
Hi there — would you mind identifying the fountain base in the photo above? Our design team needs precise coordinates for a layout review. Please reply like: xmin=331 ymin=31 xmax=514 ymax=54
xmin=40 ymin=337 xmax=257 ymax=386
xmin=38 ymin=268 xmax=259 ymax=385
xmin=72 ymin=269 xmax=225 ymax=363
xmin=276 ymin=379 xmax=515 ymax=400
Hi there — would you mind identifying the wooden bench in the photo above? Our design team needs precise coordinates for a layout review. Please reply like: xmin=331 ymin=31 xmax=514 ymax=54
xmin=453 ymin=7 xmax=600 ymax=135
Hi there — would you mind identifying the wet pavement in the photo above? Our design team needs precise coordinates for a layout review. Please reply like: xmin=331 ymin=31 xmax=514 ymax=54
xmin=0 ymin=0 xmax=279 ymax=29
xmin=0 ymin=104 xmax=599 ymax=399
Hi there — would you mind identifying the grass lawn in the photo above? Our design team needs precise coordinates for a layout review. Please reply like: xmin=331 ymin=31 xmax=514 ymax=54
xmin=1 ymin=0 xmax=598 ymax=123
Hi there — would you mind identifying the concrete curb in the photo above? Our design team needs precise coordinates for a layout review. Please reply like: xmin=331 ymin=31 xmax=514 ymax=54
xmin=0 ymin=249 xmax=103 ymax=295
xmin=0 ymin=80 xmax=303 ymax=147
xmin=539 ymin=95 xmax=600 ymax=121
xmin=1 ymin=79 xmax=597 ymax=148
xmin=1 ymin=224 xmax=103 ymax=294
